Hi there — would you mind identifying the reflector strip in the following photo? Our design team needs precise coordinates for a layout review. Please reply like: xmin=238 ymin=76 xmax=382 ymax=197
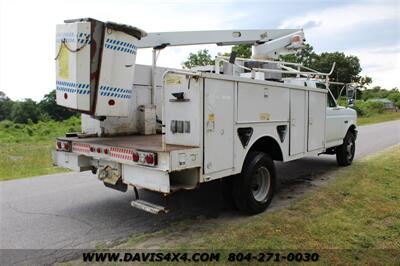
xmin=72 ymin=143 xmax=91 ymax=153
xmin=99 ymin=85 xmax=132 ymax=99
xmin=105 ymin=38 xmax=137 ymax=55
xmin=110 ymin=147 xmax=134 ymax=161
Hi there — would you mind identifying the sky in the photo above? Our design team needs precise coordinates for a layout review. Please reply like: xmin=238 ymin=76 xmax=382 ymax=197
xmin=0 ymin=0 xmax=399 ymax=101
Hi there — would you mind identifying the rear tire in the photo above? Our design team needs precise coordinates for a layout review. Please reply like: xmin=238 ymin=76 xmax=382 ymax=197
xmin=233 ymin=151 xmax=276 ymax=214
xmin=336 ymin=131 xmax=355 ymax=166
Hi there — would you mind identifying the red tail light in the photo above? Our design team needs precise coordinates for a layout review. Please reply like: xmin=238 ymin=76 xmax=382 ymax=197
xmin=104 ymin=149 xmax=109 ymax=155
xmin=97 ymin=147 xmax=102 ymax=153
xmin=63 ymin=143 xmax=70 ymax=150
xmin=56 ymin=140 xmax=71 ymax=152
xmin=145 ymin=154 xmax=154 ymax=165
xmin=132 ymin=152 xmax=139 ymax=162
xmin=131 ymin=151 xmax=156 ymax=166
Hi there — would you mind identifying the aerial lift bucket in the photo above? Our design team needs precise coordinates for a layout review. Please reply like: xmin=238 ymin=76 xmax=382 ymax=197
xmin=55 ymin=18 xmax=146 ymax=117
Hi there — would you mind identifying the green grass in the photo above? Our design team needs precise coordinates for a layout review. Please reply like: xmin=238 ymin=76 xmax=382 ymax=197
xmin=115 ymin=146 xmax=400 ymax=265
xmin=0 ymin=117 xmax=80 ymax=181
xmin=358 ymin=111 xmax=400 ymax=126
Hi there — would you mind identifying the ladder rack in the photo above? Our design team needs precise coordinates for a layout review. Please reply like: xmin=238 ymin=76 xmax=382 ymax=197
xmin=215 ymin=56 xmax=336 ymax=82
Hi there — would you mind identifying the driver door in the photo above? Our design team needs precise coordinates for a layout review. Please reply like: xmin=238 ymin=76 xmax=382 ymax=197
xmin=326 ymin=91 xmax=344 ymax=144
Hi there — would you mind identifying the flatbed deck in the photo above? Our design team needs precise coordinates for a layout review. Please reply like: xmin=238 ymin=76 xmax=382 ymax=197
xmin=59 ymin=134 xmax=197 ymax=152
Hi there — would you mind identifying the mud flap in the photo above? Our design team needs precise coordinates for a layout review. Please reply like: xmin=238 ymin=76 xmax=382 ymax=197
xmin=103 ymin=178 xmax=128 ymax=192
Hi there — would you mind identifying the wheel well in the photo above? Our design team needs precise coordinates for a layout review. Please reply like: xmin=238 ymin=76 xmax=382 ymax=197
xmin=248 ymin=136 xmax=283 ymax=161
xmin=348 ymin=124 xmax=357 ymax=139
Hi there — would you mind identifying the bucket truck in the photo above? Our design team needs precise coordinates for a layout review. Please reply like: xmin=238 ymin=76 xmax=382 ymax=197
xmin=53 ymin=18 xmax=357 ymax=214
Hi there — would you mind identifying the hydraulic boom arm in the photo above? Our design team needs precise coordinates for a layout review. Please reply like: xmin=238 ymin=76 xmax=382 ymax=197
xmin=137 ymin=29 xmax=305 ymax=59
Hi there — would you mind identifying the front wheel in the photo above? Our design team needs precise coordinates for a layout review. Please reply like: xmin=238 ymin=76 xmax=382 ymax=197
xmin=336 ymin=131 xmax=356 ymax=166
xmin=233 ymin=151 xmax=276 ymax=214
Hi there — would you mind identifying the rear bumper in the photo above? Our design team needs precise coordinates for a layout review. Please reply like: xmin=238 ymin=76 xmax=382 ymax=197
xmin=52 ymin=150 xmax=199 ymax=194
xmin=52 ymin=151 xmax=92 ymax=172
xmin=122 ymin=164 xmax=170 ymax=193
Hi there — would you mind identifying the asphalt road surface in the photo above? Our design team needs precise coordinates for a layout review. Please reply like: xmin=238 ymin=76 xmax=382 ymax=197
xmin=1 ymin=120 xmax=399 ymax=265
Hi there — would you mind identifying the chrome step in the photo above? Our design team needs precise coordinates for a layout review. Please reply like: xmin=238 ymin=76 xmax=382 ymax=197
xmin=130 ymin=199 xmax=169 ymax=214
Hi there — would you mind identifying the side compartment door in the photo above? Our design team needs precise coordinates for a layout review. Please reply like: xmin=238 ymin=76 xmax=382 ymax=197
xmin=290 ymin=90 xmax=306 ymax=155
xmin=308 ymin=91 xmax=326 ymax=151
xmin=204 ymin=79 xmax=234 ymax=175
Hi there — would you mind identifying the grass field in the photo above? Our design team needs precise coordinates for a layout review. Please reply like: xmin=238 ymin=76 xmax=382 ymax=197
xmin=112 ymin=146 xmax=400 ymax=265
xmin=0 ymin=117 xmax=80 ymax=181
xmin=357 ymin=111 xmax=400 ymax=126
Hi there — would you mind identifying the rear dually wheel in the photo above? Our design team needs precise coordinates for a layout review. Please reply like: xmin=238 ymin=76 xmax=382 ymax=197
xmin=233 ymin=151 xmax=276 ymax=214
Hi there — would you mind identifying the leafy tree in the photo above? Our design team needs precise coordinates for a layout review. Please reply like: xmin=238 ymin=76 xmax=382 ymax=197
xmin=361 ymin=87 xmax=399 ymax=101
xmin=231 ymin=44 xmax=252 ymax=58
xmin=10 ymin=99 xmax=41 ymax=123
xmin=182 ymin=49 xmax=215 ymax=69
xmin=222 ymin=44 xmax=252 ymax=60
xmin=311 ymin=52 xmax=361 ymax=84
xmin=358 ymin=76 xmax=373 ymax=89
xmin=281 ymin=45 xmax=372 ymax=86
xmin=0 ymin=91 xmax=8 ymax=100
xmin=280 ymin=43 xmax=317 ymax=66
xmin=396 ymin=99 xmax=400 ymax=109
xmin=39 ymin=90 xmax=77 ymax=121
xmin=281 ymin=45 xmax=372 ymax=98
xmin=362 ymin=86 xmax=380 ymax=101
xmin=0 ymin=91 xmax=14 ymax=120
xmin=387 ymin=90 xmax=400 ymax=103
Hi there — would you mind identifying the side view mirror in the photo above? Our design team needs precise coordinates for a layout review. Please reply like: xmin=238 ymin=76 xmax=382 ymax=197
xmin=346 ymin=85 xmax=357 ymax=107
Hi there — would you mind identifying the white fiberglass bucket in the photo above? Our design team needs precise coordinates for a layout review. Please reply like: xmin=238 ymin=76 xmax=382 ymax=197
xmin=55 ymin=18 xmax=146 ymax=117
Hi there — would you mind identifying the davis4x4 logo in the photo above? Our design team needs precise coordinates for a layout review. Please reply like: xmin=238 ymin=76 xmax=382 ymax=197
xmin=82 ymin=252 xmax=220 ymax=262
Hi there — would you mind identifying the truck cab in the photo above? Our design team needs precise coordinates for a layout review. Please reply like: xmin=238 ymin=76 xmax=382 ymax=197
xmin=283 ymin=78 xmax=357 ymax=149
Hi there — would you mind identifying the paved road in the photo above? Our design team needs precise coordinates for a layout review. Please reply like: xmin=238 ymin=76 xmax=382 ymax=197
xmin=1 ymin=120 xmax=399 ymax=264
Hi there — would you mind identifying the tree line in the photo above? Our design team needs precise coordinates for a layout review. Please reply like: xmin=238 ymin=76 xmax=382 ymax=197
xmin=0 ymin=90 xmax=77 ymax=124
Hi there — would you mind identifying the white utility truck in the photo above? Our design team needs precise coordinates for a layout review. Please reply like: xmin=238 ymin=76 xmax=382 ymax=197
xmin=53 ymin=18 xmax=357 ymax=214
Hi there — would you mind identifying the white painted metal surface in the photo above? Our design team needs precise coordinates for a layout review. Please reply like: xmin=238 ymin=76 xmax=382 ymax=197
xmin=123 ymin=164 xmax=170 ymax=193
xmin=138 ymin=105 xmax=156 ymax=135
xmin=55 ymin=20 xmax=143 ymax=117
xmin=51 ymin=151 xmax=91 ymax=171
xmin=55 ymin=22 xmax=91 ymax=111
xmin=326 ymin=107 xmax=345 ymax=143
xmin=169 ymin=148 xmax=202 ymax=170
xmin=237 ymin=82 xmax=289 ymax=123
xmin=95 ymin=27 xmax=139 ymax=117
xmin=136 ymin=29 xmax=300 ymax=48
xmin=252 ymin=30 xmax=304 ymax=59
xmin=204 ymin=78 xmax=235 ymax=175
xmin=164 ymin=73 xmax=202 ymax=147
xmin=290 ymin=90 xmax=307 ymax=156
xmin=308 ymin=91 xmax=327 ymax=151
xmin=81 ymin=64 xmax=167 ymax=136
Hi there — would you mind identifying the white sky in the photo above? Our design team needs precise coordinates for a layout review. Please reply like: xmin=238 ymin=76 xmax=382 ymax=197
xmin=0 ymin=0 xmax=399 ymax=101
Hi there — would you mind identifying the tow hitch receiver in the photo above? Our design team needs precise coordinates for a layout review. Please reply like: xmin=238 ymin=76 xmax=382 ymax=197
xmin=130 ymin=200 xmax=169 ymax=214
